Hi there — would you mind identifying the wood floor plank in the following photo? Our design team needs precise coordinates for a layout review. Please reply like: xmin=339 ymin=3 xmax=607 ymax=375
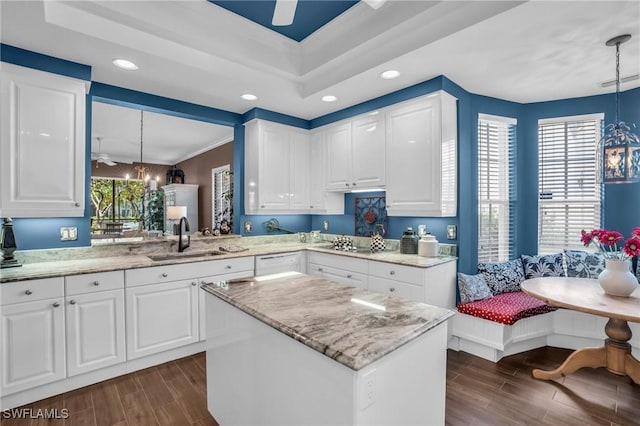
xmin=120 ymin=390 xmax=158 ymax=426
xmin=90 ymin=382 xmax=126 ymax=426
xmin=175 ymin=357 xmax=207 ymax=392
xmin=63 ymin=407 xmax=96 ymax=426
xmin=154 ymin=400 xmax=191 ymax=426
xmin=192 ymin=353 xmax=206 ymax=374
xmin=134 ymin=368 xmax=174 ymax=408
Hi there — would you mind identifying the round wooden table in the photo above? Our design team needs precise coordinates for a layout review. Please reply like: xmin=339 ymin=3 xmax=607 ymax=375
xmin=521 ymin=277 xmax=640 ymax=384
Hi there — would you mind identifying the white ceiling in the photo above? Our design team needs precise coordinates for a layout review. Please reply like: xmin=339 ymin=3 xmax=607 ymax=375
xmin=1 ymin=0 xmax=639 ymax=162
xmin=91 ymin=102 xmax=233 ymax=165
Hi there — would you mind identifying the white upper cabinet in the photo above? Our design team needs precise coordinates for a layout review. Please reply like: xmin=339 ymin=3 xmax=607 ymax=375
xmin=325 ymin=117 xmax=385 ymax=191
xmin=350 ymin=114 xmax=386 ymax=189
xmin=309 ymin=130 xmax=344 ymax=214
xmin=385 ymin=91 xmax=457 ymax=217
xmin=244 ymin=119 xmax=309 ymax=214
xmin=0 ymin=63 xmax=86 ymax=218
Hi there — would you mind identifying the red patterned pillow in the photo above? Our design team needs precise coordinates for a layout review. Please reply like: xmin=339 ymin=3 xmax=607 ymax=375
xmin=457 ymin=291 xmax=557 ymax=325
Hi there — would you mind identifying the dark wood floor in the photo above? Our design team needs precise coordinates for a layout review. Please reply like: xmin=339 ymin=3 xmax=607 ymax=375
xmin=3 ymin=347 xmax=639 ymax=425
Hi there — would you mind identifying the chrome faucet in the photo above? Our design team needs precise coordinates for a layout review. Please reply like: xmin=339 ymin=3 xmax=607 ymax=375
xmin=178 ymin=216 xmax=191 ymax=252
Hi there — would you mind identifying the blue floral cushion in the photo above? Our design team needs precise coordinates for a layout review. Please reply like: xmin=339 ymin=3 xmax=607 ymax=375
xmin=521 ymin=253 xmax=565 ymax=279
xmin=457 ymin=273 xmax=493 ymax=304
xmin=563 ymin=250 xmax=605 ymax=279
xmin=477 ymin=259 xmax=526 ymax=295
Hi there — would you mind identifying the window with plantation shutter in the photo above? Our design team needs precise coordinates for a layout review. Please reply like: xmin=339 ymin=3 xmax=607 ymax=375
xmin=538 ymin=114 xmax=603 ymax=254
xmin=478 ymin=114 xmax=517 ymax=263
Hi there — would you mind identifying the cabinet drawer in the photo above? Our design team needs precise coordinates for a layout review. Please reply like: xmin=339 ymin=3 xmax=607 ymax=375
xmin=308 ymin=263 xmax=368 ymax=289
xmin=1 ymin=277 xmax=64 ymax=305
xmin=368 ymin=261 xmax=424 ymax=285
xmin=199 ymin=256 xmax=255 ymax=277
xmin=65 ymin=271 xmax=124 ymax=296
xmin=368 ymin=276 xmax=423 ymax=302
xmin=125 ymin=256 xmax=255 ymax=287
xmin=307 ymin=252 xmax=368 ymax=274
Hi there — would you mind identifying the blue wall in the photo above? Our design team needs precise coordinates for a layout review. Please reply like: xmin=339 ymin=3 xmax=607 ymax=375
xmin=4 ymin=45 xmax=639 ymax=273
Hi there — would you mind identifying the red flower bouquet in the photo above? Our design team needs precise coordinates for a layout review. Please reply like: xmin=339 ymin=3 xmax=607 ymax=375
xmin=581 ymin=227 xmax=640 ymax=260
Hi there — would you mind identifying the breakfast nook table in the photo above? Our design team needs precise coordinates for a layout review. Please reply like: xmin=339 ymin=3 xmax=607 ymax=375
xmin=521 ymin=277 xmax=640 ymax=384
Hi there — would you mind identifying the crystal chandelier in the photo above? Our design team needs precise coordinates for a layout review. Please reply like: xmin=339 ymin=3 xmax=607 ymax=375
xmin=598 ymin=34 xmax=640 ymax=184
xmin=135 ymin=110 xmax=149 ymax=181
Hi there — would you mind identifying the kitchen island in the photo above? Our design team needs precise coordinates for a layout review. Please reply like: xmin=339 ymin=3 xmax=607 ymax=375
xmin=202 ymin=272 xmax=454 ymax=426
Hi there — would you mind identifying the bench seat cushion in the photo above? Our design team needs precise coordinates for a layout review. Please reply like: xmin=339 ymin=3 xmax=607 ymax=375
xmin=457 ymin=291 xmax=558 ymax=325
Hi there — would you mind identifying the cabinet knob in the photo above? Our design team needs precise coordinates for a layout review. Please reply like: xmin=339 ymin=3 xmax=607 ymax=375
xmin=389 ymin=287 xmax=396 ymax=292
xmin=162 ymin=273 xmax=168 ymax=277
xmin=310 ymin=205 xmax=313 ymax=208
xmin=389 ymin=271 xmax=396 ymax=275
xmin=74 ymin=202 xmax=80 ymax=207
xmin=93 ymin=281 xmax=100 ymax=286
xmin=191 ymin=281 xmax=197 ymax=286
xmin=69 ymin=299 xmax=77 ymax=305
xmin=347 ymin=274 xmax=352 ymax=279
xmin=352 ymin=182 xmax=357 ymax=186
xmin=318 ymin=267 xmax=323 ymax=272
xmin=25 ymin=289 xmax=33 ymax=295
xmin=345 ymin=183 xmax=349 ymax=187
xmin=53 ymin=302 xmax=60 ymax=308
xmin=261 ymin=205 xmax=265 ymax=208
xmin=226 ymin=265 xmax=232 ymax=269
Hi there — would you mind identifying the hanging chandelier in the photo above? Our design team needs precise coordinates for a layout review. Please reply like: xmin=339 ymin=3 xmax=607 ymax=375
xmin=135 ymin=110 xmax=149 ymax=181
xmin=598 ymin=34 xmax=640 ymax=184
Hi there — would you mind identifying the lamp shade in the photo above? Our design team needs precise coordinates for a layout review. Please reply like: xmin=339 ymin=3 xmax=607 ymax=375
xmin=167 ymin=206 xmax=187 ymax=220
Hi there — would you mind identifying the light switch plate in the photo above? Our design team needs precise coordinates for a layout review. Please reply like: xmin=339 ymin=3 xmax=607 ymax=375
xmin=446 ymin=225 xmax=457 ymax=240
xmin=60 ymin=227 xmax=78 ymax=241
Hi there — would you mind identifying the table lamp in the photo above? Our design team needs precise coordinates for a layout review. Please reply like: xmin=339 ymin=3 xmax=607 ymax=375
xmin=167 ymin=206 xmax=187 ymax=235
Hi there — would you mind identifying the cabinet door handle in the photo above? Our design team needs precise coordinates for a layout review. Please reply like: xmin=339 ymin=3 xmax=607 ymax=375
xmin=25 ymin=289 xmax=33 ymax=295
xmin=389 ymin=271 xmax=396 ymax=275
xmin=53 ymin=302 xmax=61 ymax=308
xmin=389 ymin=287 xmax=396 ymax=292
xmin=93 ymin=281 xmax=100 ymax=286
xmin=69 ymin=299 xmax=77 ymax=305
xmin=191 ymin=281 xmax=197 ymax=286
xmin=162 ymin=273 xmax=168 ymax=277
xmin=226 ymin=265 xmax=232 ymax=269
xmin=74 ymin=202 xmax=80 ymax=207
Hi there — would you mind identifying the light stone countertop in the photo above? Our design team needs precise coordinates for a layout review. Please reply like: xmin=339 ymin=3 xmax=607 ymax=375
xmin=0 ymin=236 xmax=456 ymax=283
xmin=202 ymin=273 xmax=455 ymax=370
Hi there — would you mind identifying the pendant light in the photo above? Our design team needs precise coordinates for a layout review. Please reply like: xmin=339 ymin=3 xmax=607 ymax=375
xmin=134 ymin=110 xmax=149 ymax=181
xmin=598 ymin=34 xmax=640 ymax=184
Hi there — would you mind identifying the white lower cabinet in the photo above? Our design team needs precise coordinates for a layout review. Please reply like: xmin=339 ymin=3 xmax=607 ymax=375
xmin=126 ymin=279 xmax=199 ymax=360
xmin=368 ymin=276 xmax=423 ymax=301
xmin=65 ymin=271 xmax=126 ymax=377
xmin=65 ymin=289 xmax=125 ymax=377
xmin=1 ymin=284 xmax=66 ymax=395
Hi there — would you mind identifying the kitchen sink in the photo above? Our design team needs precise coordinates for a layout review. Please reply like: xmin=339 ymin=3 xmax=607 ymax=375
xmin=148 ymin=251 xmax=223 ymax=261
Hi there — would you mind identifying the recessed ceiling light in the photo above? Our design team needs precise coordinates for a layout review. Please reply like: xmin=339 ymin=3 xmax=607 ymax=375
xmin=322 ymin=95 xmax=337 ymax=102
xmin=112 ymin=58 xmax=139 ymax=70
xmin=380 ymin=70 xmax=400 ymax=80
xmin=242 ymin=93 xmax=258 ymax=101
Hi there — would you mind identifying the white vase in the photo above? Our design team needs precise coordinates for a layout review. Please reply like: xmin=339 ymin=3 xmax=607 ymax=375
xmin=598 ymin=259 xmax=639 ymax=297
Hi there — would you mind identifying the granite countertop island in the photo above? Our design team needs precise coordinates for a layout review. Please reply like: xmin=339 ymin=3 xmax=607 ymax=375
xmin=202 ymin=272 xmax=453 ymax=370
xmin=203 ymin=272 xmax=454 ymax=425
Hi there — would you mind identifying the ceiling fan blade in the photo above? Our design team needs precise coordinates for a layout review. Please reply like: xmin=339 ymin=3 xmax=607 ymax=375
xmin=362 ymin=0 xmax=388 ymax=10
xmin=272 ymin=0 xmax=297 ymax=26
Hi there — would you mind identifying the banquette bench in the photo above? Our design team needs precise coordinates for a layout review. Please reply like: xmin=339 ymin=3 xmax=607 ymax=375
xmin=449 ymin=250 xmax=640 ymax=362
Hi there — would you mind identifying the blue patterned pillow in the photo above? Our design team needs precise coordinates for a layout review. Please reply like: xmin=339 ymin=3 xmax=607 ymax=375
xmin=563 ymin=250 xmax=605 ymax=279
xmin=477 ymin=259 xmax=526 ymax=295
xmin=457 ymin=273 xmax=493 ymax=304
xmin=521 ymin=253 xmax=565 ymax=279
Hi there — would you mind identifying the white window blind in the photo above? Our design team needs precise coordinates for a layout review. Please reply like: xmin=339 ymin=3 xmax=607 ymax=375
xmin=478 ymin=114 xmax=517 ymax=263
xmin=538 ymin=114 xmax=603 ymax=253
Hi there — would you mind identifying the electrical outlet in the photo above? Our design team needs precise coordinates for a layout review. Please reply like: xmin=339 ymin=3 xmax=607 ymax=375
xmin=60 ymin=227 xmax=77 ymax=241
xmin=244 ymin=221 xmax=252 ymax=233
xmin=360 ymin=369 xmax=376 ymax=409
xmin=446 ymin=225 xmax=457 ymax=240
xmin=323 ymin=220 xmax=329 ymax=231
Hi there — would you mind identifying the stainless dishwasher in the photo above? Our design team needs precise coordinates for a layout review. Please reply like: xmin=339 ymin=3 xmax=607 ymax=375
xmin=254 ymin=252 xmax=303 ymax=276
